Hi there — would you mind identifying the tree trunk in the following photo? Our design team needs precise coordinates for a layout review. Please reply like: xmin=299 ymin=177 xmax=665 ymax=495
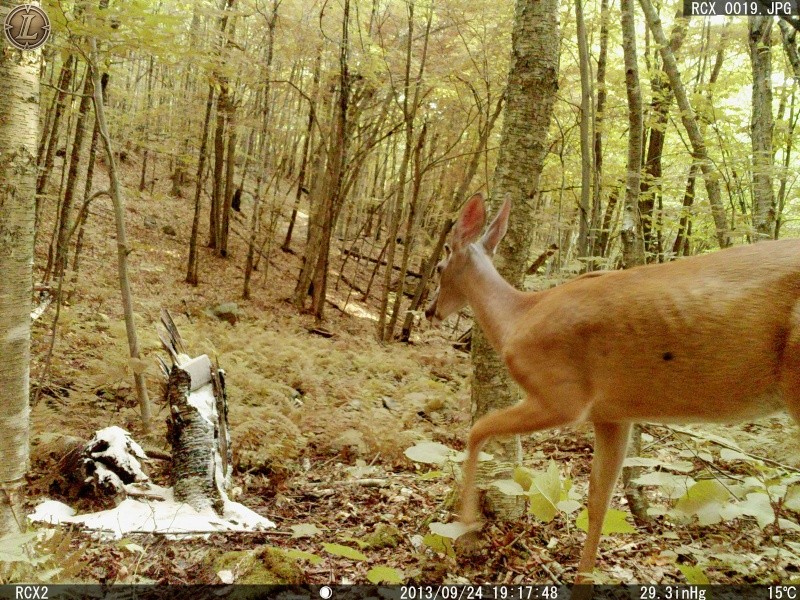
xmin=574 ymin=0 xmax=591 ymax=262
xmin=0 ymin=6 xmax=39 ymax=532
xmin=90 ymin=38 xmax=152 ymax=430
xmin=639 ymin=0 xmax=730 ymax=248
xmin=244 ymin=0 xmax=279 ymax=299
xmin=400 ymin=94 xmax=505 ymax=342
xmin=619 ymin=0 xmax=649 ymax=523
xmin=36 ymin=54 xmax=75 ymax=198
xmin=620 ymin=0 xmax=646 ymax=268
xmin=672 ymin=163 xmax=698 ymax=256
xmin=55 ymin=68 xmax=94 ymax=280
xmin=309 ymin=0 xmax=352 ymax=322
xmin=749 ymin=17 xmax=776 ymax=241
xmin=589 ymin=0 xmax=609 ymax=261
xmin=774 ymin=81 xmax=796 ymax=239
xmin=209 ymin=0 xmax=235 ymax=251
xmin=385 ymin=3 xmax=434 ymax=340
xmin=377 ymin=1 xmax=420 ymax=340
xmin=640 ymin=14 xmax=688 ymax=257
xmin=187 ymin=85 xmax=215 ymax=286
xmin=470 ymin=0 xmax=559 ymax=522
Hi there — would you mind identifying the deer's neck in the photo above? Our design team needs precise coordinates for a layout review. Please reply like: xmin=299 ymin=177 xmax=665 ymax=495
xmin=463 ymin=246 xmax=530 ymax=352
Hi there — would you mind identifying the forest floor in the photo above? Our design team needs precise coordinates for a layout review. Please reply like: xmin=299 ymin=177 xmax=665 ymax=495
xmin=22 ymin=150 xmax=800 ymax=586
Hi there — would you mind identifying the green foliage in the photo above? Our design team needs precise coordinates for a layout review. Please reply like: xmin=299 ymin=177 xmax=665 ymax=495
xmin=575 ymin=508 xmax=636 ymax=535
xmin=421 ymin=534 xmax=456 ymax=558
xmin=0 ymin=529 xmax=85 ymax=584
xmin=366 ymin=566 xmax=404 ymax=584
xmin=284 ymin=549 xmax=323 ymax=566
xmin=289 ymin=524 xmax=322 ymax=539
xmin=321 ymin=543 xmax=367 ymax=562
xmin=677 ymin=564 xmax=710 ymax=585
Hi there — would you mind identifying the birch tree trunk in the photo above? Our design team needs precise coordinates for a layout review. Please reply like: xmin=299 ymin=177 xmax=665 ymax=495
xmin=0 ymin=1 xmax=40 ymax=531
xmin=470 ymin=0 xmax=559 ymax=521
xmin=749 ymin=16 xmax=776 ymax=240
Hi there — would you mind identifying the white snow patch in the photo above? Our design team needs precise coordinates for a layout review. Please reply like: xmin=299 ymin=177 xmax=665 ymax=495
xmin=187 ymin=383 xmax=217 ymax=426
xmin=29 ymin=500 xmax=76 ymax=524
xmin=29 ymin=484 xmax=275 ymax=539
xmin=89 ymin=426 xmax=148 ymax=482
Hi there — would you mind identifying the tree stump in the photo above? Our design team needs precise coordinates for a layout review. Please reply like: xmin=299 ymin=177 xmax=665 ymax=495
xmin=159 ymin=310 xmax=231 ymax=513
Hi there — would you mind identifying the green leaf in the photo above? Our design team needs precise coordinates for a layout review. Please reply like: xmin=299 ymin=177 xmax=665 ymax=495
xmin=513 ymin=466 xmax=534 ymax=491
xmin=419 ymin=470 xmax=445 ymax=481
xmin=290 ymin=524 xmax=322 ymax=539
xmin=673 ymin=480 xmax=730 ymax=525
xmin=286 ymin=549 xmax=323 ymax=565
xmin=322 ymin=543 xmax=367 ymax=561
xmin=677 ymin=564 xmax=710 ymax=584
xmin=575 ymin=508 xmax=636 ymax=534
xmin=527 ymin=461 xmax=562 ymax=523
xmin=0 ymin=532 xmax=37 ymax=563
xmin=366 ymin=566 xmax=404 ymax=584
xmin=556 ymin=499 xmax=582 ymax=514
xmin=429 ymin=521 xmax=478 ymax=540
xmin=422 ymin=533 xmax=456 ymax=558
xmin=120 ymin=541 xmax=146 ymax=555
xmin=634 ymin=472 xmax=696 ymax=498
xmin=738 ymin=492 xmax=775 ymax=528
xmin=493 ymin=479 xmax=526 ymax=496
xmin=785 ymin=485 xmax=800 ymax=511
xmin=404 ymin=441 xmax=453 ymax=465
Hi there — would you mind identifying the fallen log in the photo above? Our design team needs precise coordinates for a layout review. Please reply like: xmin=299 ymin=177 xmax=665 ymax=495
xmin=342 ymin=248 xmax=422 ymax=278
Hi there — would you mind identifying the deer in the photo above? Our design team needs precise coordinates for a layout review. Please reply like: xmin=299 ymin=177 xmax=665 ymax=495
xmin=425 ymin=192 xmax=800 ymax=580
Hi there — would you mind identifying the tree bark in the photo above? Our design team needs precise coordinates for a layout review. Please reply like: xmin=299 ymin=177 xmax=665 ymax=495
xmin=470 ymin=0 xmax=559 ymax=522
xmin=90 ymin=38 xmax=152 ymax=430
xmin=639 ymin=0 xmax=730 ymax=248
xmin=749 ymin=17 xmax=776 ymax=241
xmin=187 ymin=85 xmax=215 ymax=286
xmin=55 ymin=68 xmax=94 ymax=280
xmin=589 ymin=0 xmax=609 ymax=261
xmin=640 ymin=14 xmax=688 ymax=257
xmin=574 ymin=0 xmax=592 ymax=262
xmin=620 ymin=0 xmax=646 ymax=268
xmin=244 ymin=0 xmax=280 ymax=299
xmin=0 ymin=3 xmax=39 ymax=532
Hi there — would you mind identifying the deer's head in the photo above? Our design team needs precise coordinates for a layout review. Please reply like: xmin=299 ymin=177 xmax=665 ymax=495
xmin=425 ymin=193 xmax=511 ymax=325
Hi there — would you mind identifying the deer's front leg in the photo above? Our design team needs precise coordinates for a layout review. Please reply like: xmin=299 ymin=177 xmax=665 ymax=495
xmin=460 ymin=396 xmax=581 ymax=525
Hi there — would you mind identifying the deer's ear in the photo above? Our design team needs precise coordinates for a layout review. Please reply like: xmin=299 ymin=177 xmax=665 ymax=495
xmin=453 ymin=193 xmax=486 ymax=250
xmin=481 ymin=197 xmax=511 ymax=255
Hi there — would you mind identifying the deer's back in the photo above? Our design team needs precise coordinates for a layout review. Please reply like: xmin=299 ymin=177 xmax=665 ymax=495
xmin=503 ymin=240 xmax=800 ymax=424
